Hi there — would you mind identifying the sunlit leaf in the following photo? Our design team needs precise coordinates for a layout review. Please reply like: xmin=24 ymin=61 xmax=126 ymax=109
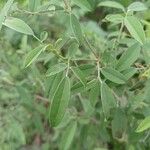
xmin=136 ymin=116 xmax=150 ymax=132
xmin=128 ymin=2 xmax=147 ymax=12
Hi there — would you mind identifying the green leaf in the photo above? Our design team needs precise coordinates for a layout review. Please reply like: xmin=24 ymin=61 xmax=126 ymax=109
xmin=3 ymin=17 xmax=34 ymax=35
xmin=98 ymin=1 xmax=125 ymax=12
xmin=60 ymin=121 xmax=77 ymax=150
xmin=28 ymin=0 xmax=41 ymax=12
xmin=111 ymin=109 xmax=127 ymax=139
xmin=116 ymin=43 xmax=141 ymax=71
xmin=136 ymin=116 xmax=150 ymax=132
xmin=73 ymin=0 xmax=92 ymax=11
xmin=124 ymin=16 xmax=146 ymax=44
xmin=122 ymin=67 xmax=137 ymax=80
xmin=101 ymin=67 xmax=127 ymax=84
xmin=105 ymin=14 xmax=124 ymax=24
xmin=80 ymin=97 xmax=94 ymax=116
xmin=128 ymin=2 xmax=147 ymax=12
xmin=49 ymin=77 xmax=70 ymax=127
xmin=24 ymin=45 xmax=48 ymax=67
xmin=45 ymin=72 xmax=63 ymax=99
xmin=71 ymin=66 xmax=86 ymax=85
xmin=89 ymin=81 xmax=100 ymax=107
xmin=101 ymin=82 xmax=117 ymax=118
xmin=48 ymin=72 xmax=64 ymax=100
xmin=0 ymin=0 xmax=14 ymax=30
xmin=70 ymin=14 xmax=83 ymax=43
xmin=71 ymin=79 xmax=97 ymax=94
xmin=46 ymin=63 xmax=67 ymax=77
xmin=68 ymin=42 xmax=79 ymax=58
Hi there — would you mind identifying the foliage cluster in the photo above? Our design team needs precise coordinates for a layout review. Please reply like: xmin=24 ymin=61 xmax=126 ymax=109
xmin=0 ymin=0 xmax=150 ymax=150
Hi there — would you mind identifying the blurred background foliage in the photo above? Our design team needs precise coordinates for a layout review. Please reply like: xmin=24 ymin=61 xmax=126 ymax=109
xmin=0 ymin=0 xmax=150 ymax=150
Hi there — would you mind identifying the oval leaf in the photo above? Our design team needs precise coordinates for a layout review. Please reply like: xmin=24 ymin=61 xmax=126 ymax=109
xmin=116 ymin=43 xmax=141 ymax=71
xmin=136 ymin=116 xmax=150 ymax=132
xmin=101 ymin=67 xmax=126 ymax=84
xmin=24 ymin=45 xmax=47 ymax=67
xmin=46 ymin=63 xmax=67 ymax=77
xmin=128 ymin=2 xmax=147 ymax=12
xmin=49 ymin=77 xmax=70 ymax=127
xmin=124 ymin=16 xmax=146 ymax=44
xmin=3 ymin=17 xmax=34 ymax=35
xmin=98 ymin=1 xmax=125 ymax=12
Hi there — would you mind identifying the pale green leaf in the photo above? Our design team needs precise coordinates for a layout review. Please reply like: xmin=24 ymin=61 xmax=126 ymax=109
xmin=116 ymin=43 xmax=141 ymax=71
xmin=124 ymin=16 xmax=146 ymax=44
xmin=3 ymin=17 xmax=34 ymax=35
xmin=128 ymin=2 xmax=147 ymax=12
xmin=49 ymin=77 xmax=70 ymax=127
xmin=24 ymin=45 xmax=48 ymax=67
xmin=101 ymin=67 xmax=127 ymax=84
xmin=136 ymin=116 xmax=150 ymax=132
xmin=46 ymin=63 xmax=67 ymax=77
xmin=98 ymin=1 xmax=125 ymax=11
xmin=0 ymin=0 xmax=14 ymax=30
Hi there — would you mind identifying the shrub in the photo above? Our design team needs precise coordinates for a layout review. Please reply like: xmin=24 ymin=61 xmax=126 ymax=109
xmin=0 ymin=0 xmax=150 ymax=149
